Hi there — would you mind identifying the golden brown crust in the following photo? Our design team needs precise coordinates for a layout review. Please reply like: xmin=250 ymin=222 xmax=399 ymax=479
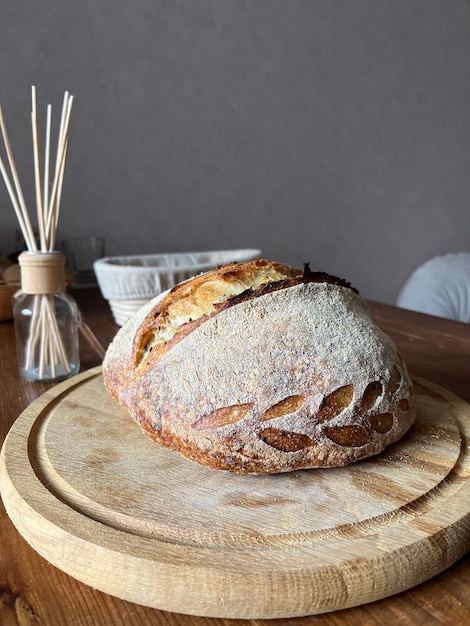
xmin=103 ymin=260 xmax=416 ymax=474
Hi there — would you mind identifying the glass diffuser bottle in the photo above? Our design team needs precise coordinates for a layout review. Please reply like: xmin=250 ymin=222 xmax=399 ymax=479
xmin=13 ymin=251 xmax=80 ymax=382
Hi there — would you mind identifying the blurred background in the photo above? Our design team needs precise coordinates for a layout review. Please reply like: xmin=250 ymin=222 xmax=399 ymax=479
xmin=0 ymin=0 xmax=469 ymax=304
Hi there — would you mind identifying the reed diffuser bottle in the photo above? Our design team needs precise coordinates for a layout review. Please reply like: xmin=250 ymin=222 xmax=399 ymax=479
xmin=14 ymin=251 xmax=80 ymax=382
xmin=0 ymin=86 xmax=81 ymax=382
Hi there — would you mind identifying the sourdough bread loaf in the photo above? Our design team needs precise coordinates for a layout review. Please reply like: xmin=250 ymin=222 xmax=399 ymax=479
xmin=103 ymin=260 xmax=415 ymax=474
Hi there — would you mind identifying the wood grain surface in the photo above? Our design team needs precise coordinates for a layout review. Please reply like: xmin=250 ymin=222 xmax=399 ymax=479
xmin=0 ymin=289 xmax=469 ymax=625
xmin=1 ymin=365 xmax=470 ymax=619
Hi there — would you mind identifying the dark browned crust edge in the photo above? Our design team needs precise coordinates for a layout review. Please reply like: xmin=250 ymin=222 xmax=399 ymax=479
xmin=217 ymin=263 xmax=358 ymax=312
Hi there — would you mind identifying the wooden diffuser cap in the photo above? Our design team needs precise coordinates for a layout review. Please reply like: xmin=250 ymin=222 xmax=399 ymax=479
xmin=19 ymin=252 xmax=66 ymax=295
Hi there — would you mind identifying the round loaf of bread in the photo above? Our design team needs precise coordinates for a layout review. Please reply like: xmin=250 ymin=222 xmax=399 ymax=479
xmin=102 ymin=259 xmax=416 ymax=474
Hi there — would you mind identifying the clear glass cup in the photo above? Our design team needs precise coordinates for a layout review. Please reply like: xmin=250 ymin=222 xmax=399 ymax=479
xmin=63 ymin=237 xmax=105 ymax=288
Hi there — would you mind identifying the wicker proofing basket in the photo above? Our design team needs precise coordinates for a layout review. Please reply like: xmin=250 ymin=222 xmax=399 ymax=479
xmin=0 ymin=283 xmax=20 ymax=321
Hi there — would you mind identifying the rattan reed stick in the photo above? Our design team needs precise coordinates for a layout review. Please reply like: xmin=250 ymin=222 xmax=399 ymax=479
xmin=43 ymin=103 xmax=52 ymax=235
xmin=31 ymin=86 xmax=47 ymax=252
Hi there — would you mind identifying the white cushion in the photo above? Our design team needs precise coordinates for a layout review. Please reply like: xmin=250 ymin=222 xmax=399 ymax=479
xmin=396 ymin=252 xmax=470 ymax=322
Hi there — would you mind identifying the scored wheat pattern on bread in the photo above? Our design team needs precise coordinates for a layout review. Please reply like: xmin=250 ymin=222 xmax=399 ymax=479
xmin=190 ymin=366 xmax=408 ymax=453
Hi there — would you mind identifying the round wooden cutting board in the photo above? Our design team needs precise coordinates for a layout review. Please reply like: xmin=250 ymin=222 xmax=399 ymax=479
xmin=1 ymin=367 xmax=470 ymax=619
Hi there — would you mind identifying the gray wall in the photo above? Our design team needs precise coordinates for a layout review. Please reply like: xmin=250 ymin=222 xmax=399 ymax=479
xmin=1 ymin=0 xmax=469 ymax=304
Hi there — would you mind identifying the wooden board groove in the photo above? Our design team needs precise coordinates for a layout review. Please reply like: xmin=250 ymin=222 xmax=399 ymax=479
xmin=1 ymin=367 xmax=470 ymax=619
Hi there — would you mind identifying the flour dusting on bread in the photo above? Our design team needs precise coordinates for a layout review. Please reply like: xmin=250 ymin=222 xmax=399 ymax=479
xmin=103 ymin=259 xmax=416 ymax=474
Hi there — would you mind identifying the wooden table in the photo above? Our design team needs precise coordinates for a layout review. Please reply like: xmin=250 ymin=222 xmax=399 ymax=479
xmin=1 ymin=289 xmax=469 ymax=626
